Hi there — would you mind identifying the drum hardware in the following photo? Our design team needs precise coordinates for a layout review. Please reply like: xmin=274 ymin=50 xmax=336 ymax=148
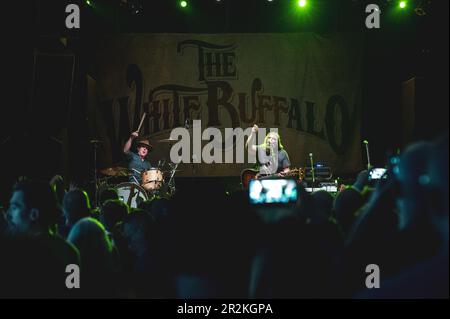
xmin=90 ymin=139 xmax=102 ymax=207
xmin=161 ymin=169 xmax=182 ymax=173
xmin=100 ymin=166 xmax=131 ymax=177
xmin=97 ymin=158 xmax=181 ymax=204
xmin=165 ymin=162 xmax=179 ymax=195
xmin=141 ymin=168 xmax=164 ymax=191
xmin=115 ymin=182 xmax=148 ymax=208
xmin=156 ymin=138 xmax=179 ymax=143
xmin=131 ymin=175 xmax=140 ymax=185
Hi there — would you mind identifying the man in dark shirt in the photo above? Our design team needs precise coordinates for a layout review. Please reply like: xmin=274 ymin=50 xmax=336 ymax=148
xmin=123 ymin=131 xmax=152 ymax=184
xmin=3 ymin=179 xmax=80 ymax=298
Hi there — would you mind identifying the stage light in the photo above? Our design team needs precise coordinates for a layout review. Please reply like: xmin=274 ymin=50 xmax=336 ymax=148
xmin=298 ymin=0 xmax=307 ymax=8
xmin=86 ymin=0 xmax=92 ymax=6
xmin=180 ymin=1 xmax=188 ymax=8
xmin=399 ymin=1 xmax=407 ymax=9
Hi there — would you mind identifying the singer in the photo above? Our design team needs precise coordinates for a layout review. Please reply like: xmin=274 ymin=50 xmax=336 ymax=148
xmin=246 ymin=124 xmax=291 ymax=177
xmin=123 ymin=131 xmax=152 ymax=184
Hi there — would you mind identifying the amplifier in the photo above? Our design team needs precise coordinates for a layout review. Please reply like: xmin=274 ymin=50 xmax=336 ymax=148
xmin=303 ymin=166 xmax=333 ymax=181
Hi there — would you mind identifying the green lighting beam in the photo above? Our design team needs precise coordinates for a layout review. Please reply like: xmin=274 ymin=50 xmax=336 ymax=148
xmin=298 ymin=0 xmax=307 ymax=8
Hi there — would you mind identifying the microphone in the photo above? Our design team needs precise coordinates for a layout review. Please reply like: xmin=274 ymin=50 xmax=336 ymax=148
xmin=309 ymin=153 xmax=314 ymax=168
xmin=363 ymin=140 xmax=371 ymax=170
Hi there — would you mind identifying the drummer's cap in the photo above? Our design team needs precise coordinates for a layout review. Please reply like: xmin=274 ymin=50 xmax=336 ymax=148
xmin=136 ymin=138 xmax=152 ymax=151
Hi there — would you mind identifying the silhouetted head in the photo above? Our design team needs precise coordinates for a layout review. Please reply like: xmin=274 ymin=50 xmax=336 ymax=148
xmin=100 ymin=199 xmax=128 ymax=231
xmin=334 ymin=188 xmax=365 ymax=235
xmin=425 ymin=134 xmax=449 ymax=243
xmin=121 ymin=210 xmax=155 ymax=257
xmin=7 ymin=180 xmax=58 ymax=236
xmin=0 ymin=207 xmax=7 ymax=236
xmin=99 ymin=188 xmax=119 ymax=207
xmin=62 ymin=189 xmax=91 ymax=227
xmin=395 ymin=141 xmax=433 ymax=230
xmin=67 ymin=217 xmax=114 ymax=273
xmin=310 ymin=190 xmax=334 ymax=224
xmin=151 ymin=198 xmax=170 ymax=220
xmin=137 ymin=199 xmax=153 ymax=214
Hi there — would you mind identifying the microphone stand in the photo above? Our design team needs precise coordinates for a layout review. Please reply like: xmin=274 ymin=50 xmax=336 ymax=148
xmin=309 ymin=153 xmax=315 ymax=192
xmin=166 ymin=160 xmax=180 ymax=196
xmin=90 ymin=140 xmax=101 ymax=208
xmin=363 ymin=140 xmax=371 ymax=170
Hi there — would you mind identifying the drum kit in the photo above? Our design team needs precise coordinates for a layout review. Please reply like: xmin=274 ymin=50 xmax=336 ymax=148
xmin=95 ymin=138 xmax=181 ymax=208
xmin=91 ymin=112 xmax=188 ymax=208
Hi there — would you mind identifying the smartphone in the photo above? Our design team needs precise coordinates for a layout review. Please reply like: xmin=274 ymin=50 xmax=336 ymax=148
xmin=249 ymin=178 xmax=298 ymax=205
xmin=369 ymin=168 xmax=387 ymax=180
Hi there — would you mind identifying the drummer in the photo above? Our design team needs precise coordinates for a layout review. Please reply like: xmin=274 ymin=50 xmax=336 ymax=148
xmin=123 ymin=131 xmax=152 ymax=184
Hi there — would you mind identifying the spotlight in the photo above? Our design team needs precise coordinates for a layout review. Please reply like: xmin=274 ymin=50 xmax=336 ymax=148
xmin=399 ymin=1 xmax=407 ymax=9
xmin=86 ymin=0 xmax=92 ymax=5
xmin=298 ymin=0 xmax=307 ymax=7
xmin=180 ymin=1 xmax=188 ymax=8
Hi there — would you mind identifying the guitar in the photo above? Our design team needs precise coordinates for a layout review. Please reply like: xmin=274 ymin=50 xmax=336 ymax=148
xmin=240 ymin=168 xmax=304 ymax=189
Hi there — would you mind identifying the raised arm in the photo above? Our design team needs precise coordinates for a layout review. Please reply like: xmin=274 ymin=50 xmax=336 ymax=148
xmin=123 ymin=131 xmax=139 ymax=154
xmin=245 ymin=124 xmax=259 ymax=154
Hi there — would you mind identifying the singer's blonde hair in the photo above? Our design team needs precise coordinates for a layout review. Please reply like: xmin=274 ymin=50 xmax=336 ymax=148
xmin=262 ymin=131 xmax=284 ymax=150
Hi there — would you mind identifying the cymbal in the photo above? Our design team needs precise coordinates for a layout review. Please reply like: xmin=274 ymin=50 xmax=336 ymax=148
xmin=157 ymin=138 xmax=179 ymax=143
xmin=99 ymin=166 xmax=130 ymax=176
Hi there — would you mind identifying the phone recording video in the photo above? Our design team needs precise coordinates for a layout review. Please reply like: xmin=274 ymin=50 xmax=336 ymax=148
xmin=368 ymin=168 xmax=387 ymax=180
xmin=249 ymin=179 xmax=298 ymax=205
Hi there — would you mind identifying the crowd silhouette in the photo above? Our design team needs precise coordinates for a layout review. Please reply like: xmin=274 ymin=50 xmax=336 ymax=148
xmin=0 ymin=134 xmax=448 ymax=299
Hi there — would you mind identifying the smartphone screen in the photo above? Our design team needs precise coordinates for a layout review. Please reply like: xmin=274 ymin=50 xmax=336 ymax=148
xmin=249 ymin=178 xmax=298 ymax=205
xmin=369 ymin=168 xmax=387 ymax=180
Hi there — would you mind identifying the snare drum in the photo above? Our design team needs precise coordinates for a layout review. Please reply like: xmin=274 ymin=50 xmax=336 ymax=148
xmin=141 ymin=168 xmax=163 ymax=191
xmin=115 ymin=182 xmax=148 ymax=208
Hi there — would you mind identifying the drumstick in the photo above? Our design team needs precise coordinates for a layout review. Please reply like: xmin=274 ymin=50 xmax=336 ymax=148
xmin=136 ymin=112 xmax=147 ymax=133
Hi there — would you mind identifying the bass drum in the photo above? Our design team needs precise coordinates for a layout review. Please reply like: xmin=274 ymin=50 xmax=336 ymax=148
xmin=115 ymin=182 xmax=148 ymax=208
xmin=141 ymin=168 xmax=164 ymax=191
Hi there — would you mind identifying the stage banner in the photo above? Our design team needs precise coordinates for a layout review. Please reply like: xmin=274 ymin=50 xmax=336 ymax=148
xmin=87 ymin=33 xmax=364 ymax=177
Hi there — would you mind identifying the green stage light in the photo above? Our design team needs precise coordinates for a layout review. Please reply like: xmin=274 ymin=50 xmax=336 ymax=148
xmin=298 ymin=0 xmax=307 ymax=8
xmin=180 ymin=1 xmax=188 ymax=8
xmin=86 ymin=0 xmax=92 ymax=6
xmin=399 ymin=1 xmax=407 ymax=9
